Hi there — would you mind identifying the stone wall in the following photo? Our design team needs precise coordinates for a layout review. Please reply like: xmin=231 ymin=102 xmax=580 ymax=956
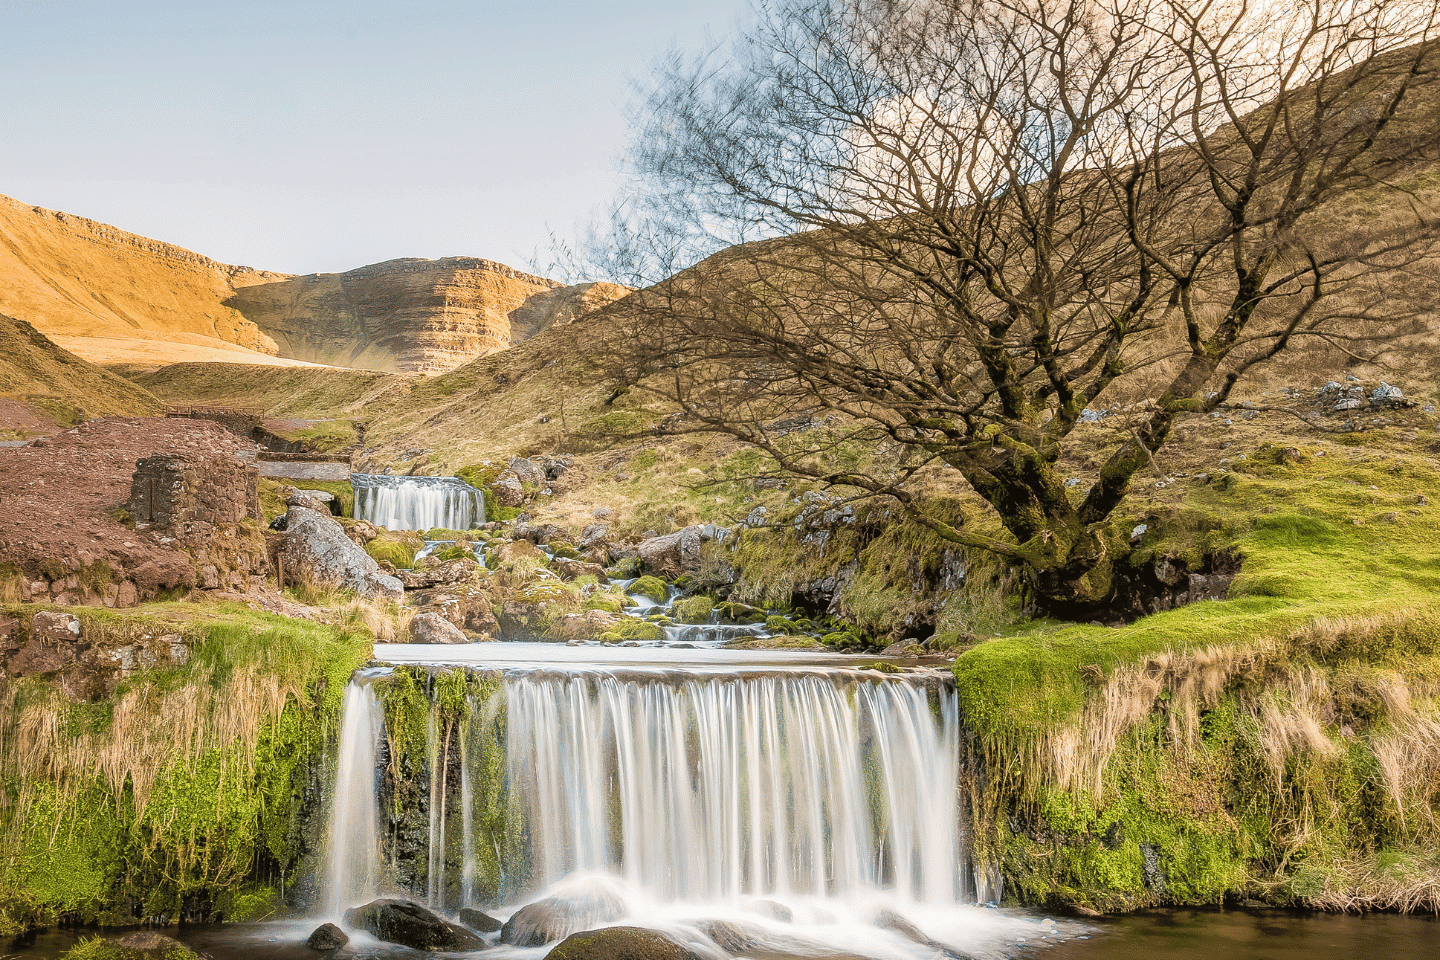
xmin=130 ymin=454 xmax=260 ymax=531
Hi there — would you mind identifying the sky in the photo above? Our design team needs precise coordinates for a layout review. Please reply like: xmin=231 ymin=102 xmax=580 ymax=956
xmin=0 ymin=0 xmax=748 ymax=275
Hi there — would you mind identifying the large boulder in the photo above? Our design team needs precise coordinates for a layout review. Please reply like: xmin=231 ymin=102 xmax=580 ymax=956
xmin=76 ymin=932 xmax=202 ymax=959
xmin=343 ymin=898 xmax=484 ymax=952
xmin=636 ymin=525 xmax=730 ymax=578
xmin=500 ymin=883 xmax=628 ymax=947
xmin=395 ymin=558 xmax=476 ymax=589
xmin=7 ymin=611 xmax=81 ymax=678
xmin=545 ymin=926 xmax=704 ymax=960
xmin=408 ymin=612 xmax=469 ymax=644
xmin=277 ymin=506 xmax=402 ymax=600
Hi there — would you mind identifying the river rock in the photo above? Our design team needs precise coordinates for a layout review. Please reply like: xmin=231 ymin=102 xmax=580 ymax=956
xmin=876 ymin=909 xmax=973 ymax=960
xmin=508 ymin=456 xmax=546 ymax=488
xmin=99 ymin=932 xmax=202 ymax=959
xmin=305 ymin=922 xmax=348 ymax=950
xmin=553 ymin=557 xmax=609 ymax=583
xmin=423 ymin=586 xmax=498 ymax=639
xmin=408 ymin=612 xmax=469 ymax=644
xmin=395 ymin=558 xmax=476 ymax=589
xmin=276 ymin=506 xmax=402 ymax=600
xmin=493 ymin=471 xmax=526 ymax=506
xmin=500 ymin=883 xmax=628 ymax=946
xmin=545 ymin=926 xmax=704 ymax=960
xmin=637 ymin=527 xmax=704 ymax=578
xmin=343 ymin=897 xmax=484 ymax=951
xmin=492 ymin=538 xmax=541 ymax=563
xmin=458 ymin=906 xmax=502 ymax=932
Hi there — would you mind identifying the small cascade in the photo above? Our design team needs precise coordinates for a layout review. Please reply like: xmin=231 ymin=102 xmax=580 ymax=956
xmin=321 ymin=679 xmax=384 ymax=917
xmin=351 ymin=474 xmax=486 ymax=531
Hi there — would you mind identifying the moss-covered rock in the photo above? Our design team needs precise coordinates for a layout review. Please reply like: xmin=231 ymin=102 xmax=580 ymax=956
xmin=545 ymin=926 xmax=702 ymax=960
xmin=61 ymin=932 xmax=200 ymax=960
xmin=669 ymin=595 xmax=715 ymax=624
xmin=598 ymin=620 xmax=666 ymax=644
xmin=627 ymin=576 xmax=668 ymax=604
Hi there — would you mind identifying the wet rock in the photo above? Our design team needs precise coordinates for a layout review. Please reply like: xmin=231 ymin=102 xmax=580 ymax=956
xmin=744 ymin=899 xmax=792 ymax=922
xmin=343 ymin=897 xmax=484 ymax=952
xmin=306 ymin=922 xmax=348 ymax=950
xmin=458 ymin=906 xmax=502 ymax=933
xmin=876 ymin=908 xmax=973 ymax=960
xmin=545 ymin=926 xmax=703 ymax=960
xmin=277 ymin=506 xmax=402 ymax=600
xmin=500 ymin=884 xmax=627 ymax=946
xmin=408 ymin=612 xmax=469 ymax=644
xmin=549 ymin=610 xmax=620 ymax=642
xmin=636 ymin=524 xmax=730 ymax=579
xmin=423 ymin=586 xmax=498 ymax=639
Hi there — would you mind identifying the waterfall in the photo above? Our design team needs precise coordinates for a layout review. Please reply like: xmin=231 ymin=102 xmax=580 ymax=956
xmin=504 ymin=673 xmax=963 ymax=904
xmin=351 ymin=473 xmax=486 ymax=531
xmin=323 ymin=665 xmax=969 ymax=915
xmin=321 ymin=680 xmax=384 ymax=917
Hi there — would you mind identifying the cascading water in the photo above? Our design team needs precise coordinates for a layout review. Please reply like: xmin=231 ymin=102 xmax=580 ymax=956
xmin=503 ymin=672 xmax=962 ymax=903
xmin=322 ymin=678 xmax=384 ymax=917
xmin=351 ymin=473 xmax=486 ymax=531
xmin=316 ymin=646 xmax=1069 ymax=958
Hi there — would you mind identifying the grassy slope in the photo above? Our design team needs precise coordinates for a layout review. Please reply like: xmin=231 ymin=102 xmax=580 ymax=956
xmin=0 ymin=313 xmax=161 ymax=419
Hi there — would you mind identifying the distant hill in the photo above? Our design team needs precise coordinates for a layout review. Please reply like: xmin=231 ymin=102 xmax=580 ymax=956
xmin=0 ymin=312 xmax=160 ymax=422
xmin=0 ymin=192 xmax=624 ymax=374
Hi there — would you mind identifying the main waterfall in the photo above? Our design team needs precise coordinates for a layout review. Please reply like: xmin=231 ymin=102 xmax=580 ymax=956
xmin=315 ymin=648 xmax=1052 ymax=958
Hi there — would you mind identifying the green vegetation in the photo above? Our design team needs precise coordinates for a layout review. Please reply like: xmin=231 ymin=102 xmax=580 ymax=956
xmin=957 ymin=440 xmax=1440 ymax=911
xmin=364 ymin=530 xmax=422 ymax=569
xmin=627 ymin=576 xmax=668 ymax=604
xmin=669 ymin=594 xmax=714 ymax=624
xmin=0 ymin=602 xmax=371 ymax=934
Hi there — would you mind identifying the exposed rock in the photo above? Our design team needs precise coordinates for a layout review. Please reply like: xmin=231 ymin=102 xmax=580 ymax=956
xmin=508 ymin=456 xmax=546 ymax=488
xmin=500 ymin=884 xmax=628 ymax=947
xmin=346 ymin=520 xmax=379 ymax=546
xmin=745 ymin=899 xmax=793 ymax=922
xmin=395 ymin=559 xmax=476 ymax=589
xmin=8 ymin=612 xmax=81 ymax=678
xmin=306 ymin=922 xmax=348 ymax=950
xmin=408 ymin=612 xmax=469 ymax=644
xmin=545 ymin=926 xmax=704 ymax=960
xmin=549 ymin=610 xmax=621 ymax=642
xmin=637 ymin=527 xmax=704 ymax=578
xmin=419 ymin=586 xmax=499 ymax=639
xmin=343 ymin=897 xmax=484 ymax=952
xmin=458 ymin=906 xmax=502 ymax=933
xmin=276 ymin=506 xmax=403 ymax=600
xmin=493 ymin=471 xmax=526 ymax=506
xmin=553 ymin=557 xmax=609 ymax=583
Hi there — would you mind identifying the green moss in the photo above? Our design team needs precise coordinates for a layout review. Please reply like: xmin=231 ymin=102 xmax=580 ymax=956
xmin=670 ymin=595 xmax=715 ymax=624
xmin=598 ymin=621 xmax=666 ymax=644
xmin=365 ymin=536 xmax=418 ymax=569
xmin=628 ymin=576 xmax=668 ymax=603
xmin=293 ymin=480 xmax=355 ymax=518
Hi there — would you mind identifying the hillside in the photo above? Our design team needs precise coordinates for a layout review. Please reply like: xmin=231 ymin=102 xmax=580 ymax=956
xmin=0 ymin=192 xmax=624 ymax=375
xmin=0 ymin=313 xmax=160 ymax=433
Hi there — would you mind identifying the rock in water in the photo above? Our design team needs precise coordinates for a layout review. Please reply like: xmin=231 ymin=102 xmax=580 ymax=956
xmin=86 ymin=932 xmax=201 ymax=959
xmin=500 ymin=883 xmax=627 ymax=946
xmin=343 ymin=897 xmax=484 ymax=951
xmin=305 ymin=922 xmax=348 ymax=950
xmin=408 ymin=612 xmax=469 ymax=644
xmin=876 ymin=908 xmax=975 ymax=960
xmin=277 ymin=506 xmax=402 ymax=600
xmin=458 ymin=906 xmax=502 ymax=932
xmin=545 ymin=926 xmax=704 ymax=960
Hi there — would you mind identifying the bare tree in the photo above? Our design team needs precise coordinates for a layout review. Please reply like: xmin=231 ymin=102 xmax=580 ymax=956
xmin=591 ymin=0 xmax=1439 ymax=614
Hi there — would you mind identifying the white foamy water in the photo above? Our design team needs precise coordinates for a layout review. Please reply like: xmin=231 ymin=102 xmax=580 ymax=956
xmin=352 ymin=474 xmax=486 ymax=531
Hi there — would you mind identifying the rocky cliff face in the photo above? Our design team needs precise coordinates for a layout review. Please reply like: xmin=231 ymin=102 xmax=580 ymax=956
xmin=0 ymin=192 xmax=624 ymax=374
xmin=229 ymin=259 xmax=627 ymax=374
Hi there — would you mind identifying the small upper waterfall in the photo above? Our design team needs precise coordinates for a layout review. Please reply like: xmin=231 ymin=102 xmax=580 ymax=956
xmin=351 ymin=473 xmax=486 ymax=531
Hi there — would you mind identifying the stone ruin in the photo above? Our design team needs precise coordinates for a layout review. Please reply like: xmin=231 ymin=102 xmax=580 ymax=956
xmin=129 ymin=453 xmax=261 ymax=534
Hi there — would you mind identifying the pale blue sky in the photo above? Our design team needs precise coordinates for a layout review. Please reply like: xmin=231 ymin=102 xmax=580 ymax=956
xmin=0 ymin=0 xmax=746 ymax=274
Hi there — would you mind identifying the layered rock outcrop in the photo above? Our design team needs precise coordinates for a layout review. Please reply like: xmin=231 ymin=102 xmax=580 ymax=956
xmin=230 ymin=258 xmax=627 ymax=373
